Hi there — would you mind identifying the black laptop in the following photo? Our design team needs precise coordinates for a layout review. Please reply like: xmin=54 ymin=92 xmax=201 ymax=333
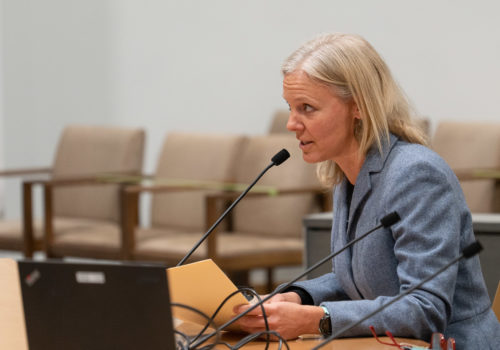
xmin=18 ymin=260 xmax=176 ymax=350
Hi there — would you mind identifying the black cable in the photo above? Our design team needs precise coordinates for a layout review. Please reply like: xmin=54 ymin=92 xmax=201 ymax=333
xmin=189 ymin=287 xmax=271 ymax=350
xmin=171 ymin=302 xmax=220 ymax=350
xmin=197 ymin=340 xmax=233 ymax=350
xmin=189 ymin=288 xmax=263 ymax=344
xmin=174 ymin=330 xmax=191 ymax=350
xmin=311 ymin=241 xmax=483 ymax=350
xmin=190 ymin=212 xmax=401 ymax=349
xmin=202 ymin=332 xmax=287 ymax=350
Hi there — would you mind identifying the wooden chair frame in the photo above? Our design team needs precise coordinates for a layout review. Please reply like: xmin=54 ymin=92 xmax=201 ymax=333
xmin=0 ymin=168 xmax=52 ymax=255
xmin=21 ymin=171 xmax=140 ymax=259
xmin=122 ymin=182 xmax=331 ymax=290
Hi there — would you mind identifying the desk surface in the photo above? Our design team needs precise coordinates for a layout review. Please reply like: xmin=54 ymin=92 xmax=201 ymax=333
xmin=213 ymin=333 xmax=428 ymax=349
xmin=0 ymin=259 xmax=29 ymax=350
xmin=179 ymin=322 xmax=428 ymax=349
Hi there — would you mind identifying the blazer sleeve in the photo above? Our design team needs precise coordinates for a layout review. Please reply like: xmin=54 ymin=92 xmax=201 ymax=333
xmin=322 ymin=156 xmax=467 ymax=340
xmin=292 ymin=272 xmax=351 ymax=304
xmin=289 ymin=185 xmax=351 ymax=304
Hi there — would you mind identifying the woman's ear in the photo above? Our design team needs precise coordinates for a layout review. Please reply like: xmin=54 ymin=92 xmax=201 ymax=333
xmin=351 ymin=101 xmax=361 ymax=120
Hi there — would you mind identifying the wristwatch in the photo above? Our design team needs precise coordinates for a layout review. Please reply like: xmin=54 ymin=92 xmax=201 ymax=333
xmin=318 ymin=305 xmax=332 ymax=337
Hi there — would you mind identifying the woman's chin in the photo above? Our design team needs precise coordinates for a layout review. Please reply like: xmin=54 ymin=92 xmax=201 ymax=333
xmin=302 ymin=153 xmax=322 ymax=164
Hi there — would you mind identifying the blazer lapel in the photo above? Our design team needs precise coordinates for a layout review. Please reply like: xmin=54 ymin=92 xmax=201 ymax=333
xmin=350 ymin=134 xmax=399 ymax=227
xmin=332 ymin=179 xmax=364 ymax=300
xmin=337 ymin=134 xmax=399 ymax=300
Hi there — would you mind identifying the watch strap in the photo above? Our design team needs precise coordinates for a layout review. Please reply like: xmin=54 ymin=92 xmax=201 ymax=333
xmin=320 ymin=305 xmax=330 ymax=317
xmin=319 ymin=305 xmax=332 ymax=337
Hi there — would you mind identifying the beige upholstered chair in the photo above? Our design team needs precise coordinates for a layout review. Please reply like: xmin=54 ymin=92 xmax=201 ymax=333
xmin=268 ymin=110 xmax=291 ymax=134
xmin=431 ymin=121 xmax=500 ymax=213
xmin=120 ymin=132 xmax=246 ymax=260
xmin=493 ymin=281 xmax=500 ymax=321
xmin=415 ymin=117 xmax=431 ymax=142
xmin=0 ymin=125 xmax=145 ymax=258
xmin=129 ymin=134 xmax=328 ymax=290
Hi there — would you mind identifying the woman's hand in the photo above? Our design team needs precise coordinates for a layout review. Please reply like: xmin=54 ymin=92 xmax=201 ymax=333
xmin=232 ymin=292 xmax=324 ymax=340
xmin=260 ymin=291 xmax=302 ymax=304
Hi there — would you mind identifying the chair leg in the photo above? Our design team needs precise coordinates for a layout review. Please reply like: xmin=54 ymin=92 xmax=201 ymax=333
xmin=266 ymin=267 xmax=274 ymax=293
xmin=43 ymin=183 xmax=54 ymax=258
xmin=227 ymin=270 xmax=250 ymax=288
xmin=22 ymin=182 xmax=34 ymax=258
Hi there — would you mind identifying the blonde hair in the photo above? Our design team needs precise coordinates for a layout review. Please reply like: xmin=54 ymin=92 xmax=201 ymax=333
xmin=282 ymin=33 xmax=428 ymax=186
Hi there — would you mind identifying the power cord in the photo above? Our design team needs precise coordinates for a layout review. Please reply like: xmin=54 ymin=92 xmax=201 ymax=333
xmin=189 ymin=287 xmax=271 ymax=350
xmin=170 ymin=302 xmax=220 ymax=350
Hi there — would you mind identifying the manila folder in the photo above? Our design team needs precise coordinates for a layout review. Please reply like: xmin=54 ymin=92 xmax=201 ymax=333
xmin=167 ymin=259 xmax=249 ymax=331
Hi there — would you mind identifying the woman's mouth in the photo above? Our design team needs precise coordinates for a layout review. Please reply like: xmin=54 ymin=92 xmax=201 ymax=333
xmin=299 ymin=140 xmax=313 ymax=150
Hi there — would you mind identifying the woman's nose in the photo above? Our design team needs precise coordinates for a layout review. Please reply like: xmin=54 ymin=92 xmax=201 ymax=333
xmin=287 ymin=112 xmax=302 ymax=132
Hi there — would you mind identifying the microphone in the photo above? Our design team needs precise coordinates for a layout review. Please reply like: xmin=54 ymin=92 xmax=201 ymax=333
xmin=189 ymin=211 xmax=401 ymax=348
xmin=177 ymin=148 xmax=290 ymax=266
xmin=312 ymin=240 xmax=483 ymax=350
xmin=271 ymin=149 xmax=290 ymax=165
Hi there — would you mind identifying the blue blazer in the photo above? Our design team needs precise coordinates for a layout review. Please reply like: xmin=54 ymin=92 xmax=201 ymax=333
xmin=294 ymin=134 xmax=500 ymax=348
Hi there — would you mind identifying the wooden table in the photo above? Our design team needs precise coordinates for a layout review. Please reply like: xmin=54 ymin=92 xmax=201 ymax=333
xmin=177 ymin=321 xmax=428 ymax=349
xmin=1 ymin=258 xmax=429 ymax=350
xmin=0 ymin=259 xmax=29 ymax=350
xmin=216 ymin=333 xmax=428 ymax=349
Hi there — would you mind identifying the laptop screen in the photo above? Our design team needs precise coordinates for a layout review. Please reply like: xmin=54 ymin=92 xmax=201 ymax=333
xmin=18 ymin=260 xmax=175 ymax=350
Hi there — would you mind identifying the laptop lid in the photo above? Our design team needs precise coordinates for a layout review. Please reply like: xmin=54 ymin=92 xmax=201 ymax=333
xmin=18 ymin=260 xmax=175 ymax=350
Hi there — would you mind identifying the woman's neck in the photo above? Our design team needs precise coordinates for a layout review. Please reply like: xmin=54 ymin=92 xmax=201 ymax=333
xmin=337 ymin=152 xmax=365 ymax=185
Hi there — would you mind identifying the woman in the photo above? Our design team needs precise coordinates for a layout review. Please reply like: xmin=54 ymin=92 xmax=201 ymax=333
xmin=234 ymin=33 xmax=500 ymax=348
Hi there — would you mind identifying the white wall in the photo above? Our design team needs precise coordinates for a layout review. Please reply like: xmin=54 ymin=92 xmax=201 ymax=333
xmin=1 ymin=0 xmax=500 ymax=218
xmin=2 ymin=1 xmax=115 ymax=218
xmin=0 ymin=0 xmax=4 ymax=217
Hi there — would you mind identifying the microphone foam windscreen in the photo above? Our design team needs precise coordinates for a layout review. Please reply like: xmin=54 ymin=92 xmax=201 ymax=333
xmin=380 ymin=211 xmax=401 ymax=227
xmin=271 ymin=149 xmax=290 ymax=165
xmin=462 ymin=241 xmax=483 ymax=258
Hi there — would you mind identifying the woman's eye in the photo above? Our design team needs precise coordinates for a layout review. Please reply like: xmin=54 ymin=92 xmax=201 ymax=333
xmin=304 ymin=104 xmax=314 ymax=112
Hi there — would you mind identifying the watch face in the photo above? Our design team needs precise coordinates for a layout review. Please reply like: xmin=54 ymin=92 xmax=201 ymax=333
xmin=319 ymin=315 xmax=332 ymax=336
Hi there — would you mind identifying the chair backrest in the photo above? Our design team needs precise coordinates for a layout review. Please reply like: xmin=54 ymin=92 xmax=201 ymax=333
xmin=431 ymin=121 xmax=500 ymax=213
xmin=52 ymin=125 xmax=145 ymax=221
xmin=151 ymin=132 xmax=246 ymax=231
xmin=415 ymin=117 xmax=431 ymax=142
xmin=493 ymin=281 xmax=500 ymax=321
xmin=268 ymin=110 xmax=290 ymax=134
xmin=232 ymin=135 xmax=323 ymax=238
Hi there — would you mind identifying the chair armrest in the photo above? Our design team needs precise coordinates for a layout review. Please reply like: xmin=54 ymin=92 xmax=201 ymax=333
xmin=122 ymin=180 xmax=277 ymax=195
xmin=202 ymin=185 xmax=332 ymax=260
xmin=24 ymin=177 xmax=101 ymax=187
xmin=204 ymin=186 xmax=331 ymax=210
xmin=204 ymin=186 xmax=327 ymax=198
xmin=0 ymin=167 xmax=51 ymax=177
xmin=454 ymin=168 xmax=500 ymax=181
xmin=23 ymin=170 xmax=145 ymax=187
xmin=123 ymin=183 xmax=209 ymax=194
